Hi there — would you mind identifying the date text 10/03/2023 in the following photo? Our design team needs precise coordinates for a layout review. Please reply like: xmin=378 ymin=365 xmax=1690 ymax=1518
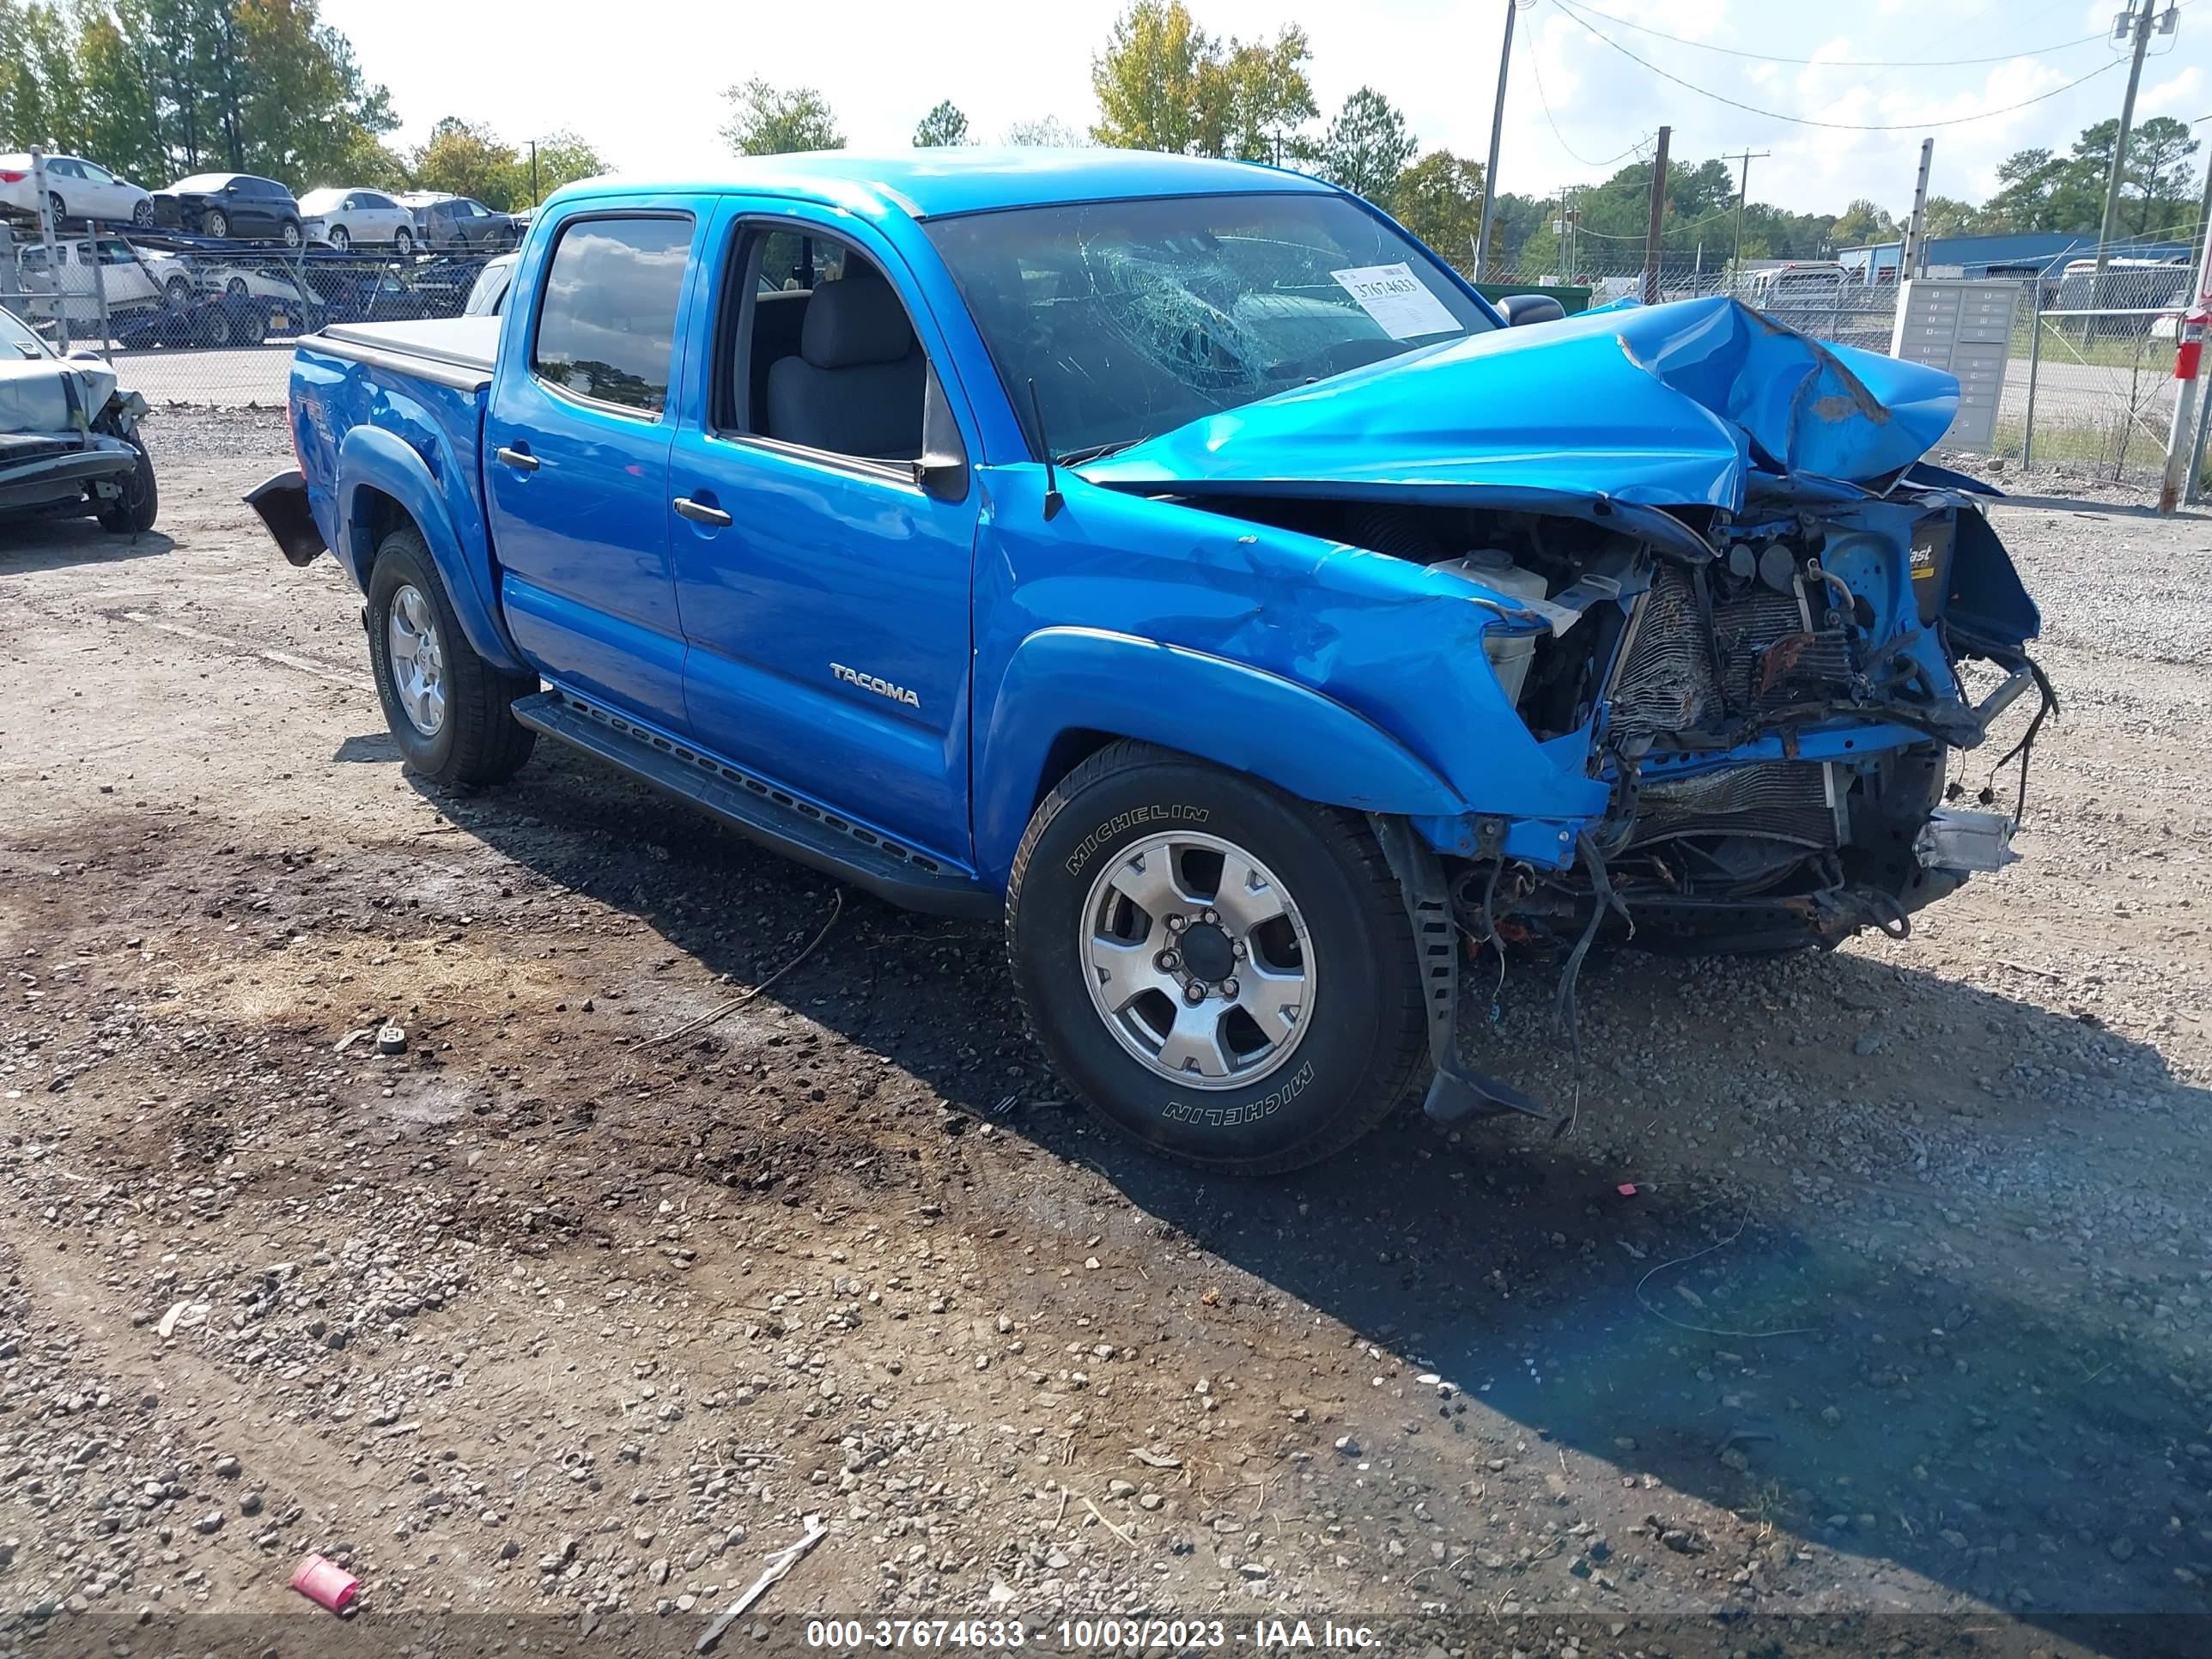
xmin=803 ymin=1618 xmax=1380 ymax=1650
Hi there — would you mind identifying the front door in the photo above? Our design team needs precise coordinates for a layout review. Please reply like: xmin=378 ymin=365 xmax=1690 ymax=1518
xmin=665 ymin=212 xmax=978 ymax=867
xmin=484 ymin=204 xmax=705 ymax=729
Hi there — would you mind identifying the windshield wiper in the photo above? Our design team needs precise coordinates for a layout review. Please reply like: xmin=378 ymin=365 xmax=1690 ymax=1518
xmin=1056 ymin=439 xmax=1137 ymax=466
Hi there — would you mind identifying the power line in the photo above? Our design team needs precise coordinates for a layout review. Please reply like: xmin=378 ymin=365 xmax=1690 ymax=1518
xmin=1552 ymin=0 xmax=2130 ymax=132
xmin=1526 ymin=28 xmax=1651 ymax=172
xmin=1561 ymin=2 xmax=2107 ymax=70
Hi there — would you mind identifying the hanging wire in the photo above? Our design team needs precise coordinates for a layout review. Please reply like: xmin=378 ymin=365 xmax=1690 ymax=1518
xmin=1527 ymin=29 xmax=1653 ymax=172
xmin=1551 ymin=0 xmax=2130 ymax=131
xmin=1560 ymin=0 xmax=2109 ymax=70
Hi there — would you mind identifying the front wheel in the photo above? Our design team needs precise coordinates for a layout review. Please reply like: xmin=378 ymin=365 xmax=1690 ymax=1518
xmin=97 ymin=432 xmax=158 ymax=534
xmin=1006 ymin=741 xmax=1427 ymax=1174
xmin=203 ymin=207 xmax=229 ymax=238
xmin=366 ymin=528 xmax=538 ymax=785
xmin=163 ymin=274 xmax=191 ymax=307
xmin=329 ymin=224 xmax=350 ymax=251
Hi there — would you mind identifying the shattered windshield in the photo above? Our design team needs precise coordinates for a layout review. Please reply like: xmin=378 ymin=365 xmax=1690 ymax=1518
xmin=925 ymin=191 xmax=1493 ymax=459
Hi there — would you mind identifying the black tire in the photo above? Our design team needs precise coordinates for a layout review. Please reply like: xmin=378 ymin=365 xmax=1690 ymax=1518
xmin=47 ymin=191 xmax=66 ymax=222
xmin=279 ymin=217 xmax=301 ymax=249
xmin=163 ymin=275 xmax=191 ymax=307
xmin=365 ymin=528 xmax=538 ymax=786
xmin=203 ymin=207 xmax=228 ymax=239
xmin=394 ymin=226 xmax=414 ymax=256
xmin=330 ymin=225 xmax=350 ymax=251
xmin=1006 ymin=740 xmax=1427 ymax=1174
xmin=97 ymin=432 xmax=158 ymax=535
xmin=132 ymin=199 xmax=155 ymax=228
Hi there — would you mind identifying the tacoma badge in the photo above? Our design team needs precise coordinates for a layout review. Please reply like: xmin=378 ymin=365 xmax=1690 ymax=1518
xmin=830 ymin=662 xmax=921 ymax=708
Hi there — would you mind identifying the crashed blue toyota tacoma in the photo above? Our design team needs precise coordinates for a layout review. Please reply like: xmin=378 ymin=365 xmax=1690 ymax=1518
xmin=246 ymin=150 xmax=2046 ymax=1174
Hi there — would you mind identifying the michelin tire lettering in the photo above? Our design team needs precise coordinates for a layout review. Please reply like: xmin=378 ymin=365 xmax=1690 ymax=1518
xmin=1063 ymin=804 xmax=1212 ymax=877
xmin=1158 ymin=1060 xmax=1315 ymax=1127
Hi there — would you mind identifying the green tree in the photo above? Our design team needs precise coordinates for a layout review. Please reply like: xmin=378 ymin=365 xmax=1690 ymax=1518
xmin=1006 ymin=115 xmax=1082 ymax=147
xmin=912 ymin=99 xmax=969 ymax=147
xmin=2124 ymin=115 xmax=2198 ymax=235
xmin=520 ymin=129 xmax=607 ymax=205
xmin=1830 ymin=198 xmax=1899 ymax=246
xmin=1317 ymin=87 xmax=1414 ymax=205
xmin=1197 ymin=25 xmax=1316 ymax=163
xmin=1918 ymin=195 xmax=1981 ymax=239
xmin=720 ymin=78 xmax=843 ymax=155
xmin=1090 ymin=0 xmax=1211 ymax=152
xmin=74 ymin=0 xmax=166 ymax=184
xmin=1391 ymin=150 xmax=1482 ymax=268
xmin=410 ymin=116 xmax=519 ymax=205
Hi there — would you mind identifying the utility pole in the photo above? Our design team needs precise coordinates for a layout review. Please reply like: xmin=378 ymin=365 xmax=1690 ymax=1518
xmin=1474 ymin=0 xmax=1516 ymax=280
xmin=2158 ymin=140 xmax=2212 ymax=513
xmin=529 ymin=140 xmax=539 ymax=206
xmin=1642 ymin=125 xmax=1671 ymax=306
xmin=1724 ymin=147 xmax=1769 ymax=287
xmin=2094 ymin=1 xmax=2176 ymax=303
xmin=1900 ymin=137 xmax=1936 ymax=279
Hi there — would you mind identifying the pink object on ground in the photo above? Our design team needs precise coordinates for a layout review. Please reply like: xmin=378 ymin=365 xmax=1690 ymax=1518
xmin=289 ymin=1553 xmax=359 ymax=1611
xmin=1616 ymin=1182 xmax=1639 ymax=1197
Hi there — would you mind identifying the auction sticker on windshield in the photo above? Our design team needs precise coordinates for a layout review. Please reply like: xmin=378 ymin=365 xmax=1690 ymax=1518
xmin=1328 ymin=263 xmax=1460 ymax=338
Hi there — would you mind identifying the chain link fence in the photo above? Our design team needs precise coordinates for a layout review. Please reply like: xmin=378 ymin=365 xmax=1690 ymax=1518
xmin=1 ymin=216 xmax=498 ymax=407
xmin=8 ymin=224 xmax=2201 ymax=499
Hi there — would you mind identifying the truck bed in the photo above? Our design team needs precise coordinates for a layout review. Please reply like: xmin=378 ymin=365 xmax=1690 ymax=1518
xmin=314 ymin=318 xmax=500 ymax=389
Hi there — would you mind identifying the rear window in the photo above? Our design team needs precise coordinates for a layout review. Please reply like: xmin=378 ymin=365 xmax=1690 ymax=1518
xmin=171 ymin=174 xmax=230 ymax=192
xmin=531 ymin=215 xmax=693 ymax=416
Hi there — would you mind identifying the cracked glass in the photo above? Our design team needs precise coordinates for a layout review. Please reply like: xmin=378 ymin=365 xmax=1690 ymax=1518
xmin=926 ymin=192 xmax=1492 ymax=459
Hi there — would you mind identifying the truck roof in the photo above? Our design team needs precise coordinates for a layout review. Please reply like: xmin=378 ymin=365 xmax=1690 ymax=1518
xmin=546 ymin=148 xmax=1334 ymax=221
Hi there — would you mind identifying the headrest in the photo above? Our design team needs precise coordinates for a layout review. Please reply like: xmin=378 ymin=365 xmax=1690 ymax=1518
xmin=800 ymin=271 xmax=915 ymax=369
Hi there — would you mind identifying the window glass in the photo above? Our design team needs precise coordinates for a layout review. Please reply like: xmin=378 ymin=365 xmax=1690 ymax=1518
xmin=532 ymin=214 xmax=693 ymax=415
xmin=81 ymin=162 xmax=113 ymax=183
xmin=98 ymin=239 xmax=135 ymax=264
xmin=49 ymin=158 xmax=84 ymax=179
xmin=926 ymin=191 xmax=1492 ymax=458
xmin=170 ymin=174 xmax=229 ymax=192
xmin=358 ymin=192 xmax=394 ymax=210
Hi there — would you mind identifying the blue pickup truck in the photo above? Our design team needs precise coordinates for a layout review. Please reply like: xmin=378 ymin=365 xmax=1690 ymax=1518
xmin=247 ymin=149 xmax=2045 ymax=1174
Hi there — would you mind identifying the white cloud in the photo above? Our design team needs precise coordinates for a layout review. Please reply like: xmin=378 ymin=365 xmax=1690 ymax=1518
xmin=2139 ymin=65 xmax=2204 ymax=118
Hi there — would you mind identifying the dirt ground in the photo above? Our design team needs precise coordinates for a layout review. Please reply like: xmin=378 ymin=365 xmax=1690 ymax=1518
xmin=1 ymin=410 xmax=2209 ymax=1659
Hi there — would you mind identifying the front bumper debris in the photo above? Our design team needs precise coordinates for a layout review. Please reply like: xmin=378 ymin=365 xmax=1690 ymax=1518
xmin=1914 ymin=806 xmax=2020 ymax=875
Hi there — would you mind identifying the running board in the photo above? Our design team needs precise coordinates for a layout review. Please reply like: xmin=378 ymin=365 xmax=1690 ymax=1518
xmin=511 ymin=690 xmax=999 ymax=920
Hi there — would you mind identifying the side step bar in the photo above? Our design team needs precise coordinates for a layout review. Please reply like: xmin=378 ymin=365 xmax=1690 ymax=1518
xmin=511 ymin=690 xmax=999 ymax=920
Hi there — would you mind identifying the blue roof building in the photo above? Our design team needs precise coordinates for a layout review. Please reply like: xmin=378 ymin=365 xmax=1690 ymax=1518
xmin=1838 ymin=230 xmax=2191 ymax=284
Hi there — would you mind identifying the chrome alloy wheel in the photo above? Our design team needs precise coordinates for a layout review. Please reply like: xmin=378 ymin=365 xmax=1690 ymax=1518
xmin=386 ymin=583 xmax=447 ymax=738
xmin=1080 ymin=830 xmax=1313 ymax=1089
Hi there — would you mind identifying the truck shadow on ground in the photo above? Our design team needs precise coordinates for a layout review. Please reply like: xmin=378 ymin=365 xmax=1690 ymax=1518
xmin=415 ymin=754 xmax=2212 ymax=1641
xmin=0 ymin=521 xmax=173 ymax=572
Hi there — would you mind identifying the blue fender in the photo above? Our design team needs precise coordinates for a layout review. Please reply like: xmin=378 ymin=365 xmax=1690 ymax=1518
xmin=336 ymin=425 xmax=528 ymax=673
xmin=972 ymin=625 xmax=1469 ymax=884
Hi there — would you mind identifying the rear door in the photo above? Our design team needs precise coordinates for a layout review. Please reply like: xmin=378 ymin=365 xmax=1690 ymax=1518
xmin=485 ymin=201 xmax=706 ymax=728
xmin=664 ymin=207 xmax=980 ymax=865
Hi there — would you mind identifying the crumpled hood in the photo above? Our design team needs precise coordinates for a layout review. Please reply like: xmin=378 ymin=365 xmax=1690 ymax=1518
xmin=1081 ymin=294 xmax=1960 ymax=513
xmin=0 ymin=356 xmax=117 ymax=438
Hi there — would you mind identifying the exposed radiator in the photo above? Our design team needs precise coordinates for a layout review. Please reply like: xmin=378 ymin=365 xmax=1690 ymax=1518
xmin=1632 ymin=761 xmax=1836 ymax=848
xmin=1610 ymin=568 xmax=1846 ymax=741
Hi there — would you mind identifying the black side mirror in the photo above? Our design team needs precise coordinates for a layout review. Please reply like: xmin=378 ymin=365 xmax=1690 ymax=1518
xmin=912 ymin=365 xmax=969 ymax=503
xmin=1496 ymin=292 xmax=1566 ymax=327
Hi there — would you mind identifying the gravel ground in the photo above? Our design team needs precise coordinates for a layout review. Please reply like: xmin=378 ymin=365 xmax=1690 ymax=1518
xmin=0 ymin=410 xmax=2207 ymax=1658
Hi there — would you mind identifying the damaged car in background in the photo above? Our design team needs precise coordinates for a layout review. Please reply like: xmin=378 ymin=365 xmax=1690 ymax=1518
xmin=250 ymin=155 xmax=2043 ymax=1176
xmin=0 ymin=304 xmax=156 ymax=533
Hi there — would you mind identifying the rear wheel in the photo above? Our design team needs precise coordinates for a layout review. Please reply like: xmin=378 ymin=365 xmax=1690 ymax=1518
xmin=1006 ymin=741 xmax=1427 ymax=1174
xmin=47 ymin=191 xmax=66 ymax=222
xmin=131 ymin=199 xmax=155 ymax=228
xmin=394 ymin=226 xmax=414 ymax=256
xmin=96 ymin=432 xmax=158 ymax=535
xmin=279 ymin=217 xmax=301 ymax=249
xmin=365 ymin=528 xmax=538 ymax=785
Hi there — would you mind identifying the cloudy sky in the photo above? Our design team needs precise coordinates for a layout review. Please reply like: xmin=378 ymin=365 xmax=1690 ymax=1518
xmin=323 ymin=0 xmax=2207 ymax=219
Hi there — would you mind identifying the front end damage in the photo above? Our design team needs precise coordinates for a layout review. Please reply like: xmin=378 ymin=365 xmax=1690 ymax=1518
xmin=1083 ymin=295 xmax=2047 ymax=1110
xmin=0 ymin=355 xmax=149 ymax=523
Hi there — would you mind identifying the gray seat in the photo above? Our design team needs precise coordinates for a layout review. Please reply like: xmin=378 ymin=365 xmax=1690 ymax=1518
xmin=763 ymin=271 xmax=925 ymax=459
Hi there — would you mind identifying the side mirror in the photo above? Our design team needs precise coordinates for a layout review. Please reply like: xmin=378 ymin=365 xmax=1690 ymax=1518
xmin=1497 ymin=292 xmax=1566 ymax=327
xmin=912 ymin=365 xmax=969 ymax=503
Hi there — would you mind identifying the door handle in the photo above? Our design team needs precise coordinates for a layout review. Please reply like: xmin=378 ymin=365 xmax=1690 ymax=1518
xmin=673 ymin=495 xmax=732 ymax=526
xmin=495 ymin=446 xmax=538 ymax=472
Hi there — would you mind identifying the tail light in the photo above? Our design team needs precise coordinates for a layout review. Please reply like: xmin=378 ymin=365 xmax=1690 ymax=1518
xmin=0 ymin=170 xmax=27 ymax=184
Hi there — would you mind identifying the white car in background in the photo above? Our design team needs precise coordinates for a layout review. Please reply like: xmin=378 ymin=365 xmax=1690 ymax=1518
xmin=16 ymin=235 xmax=196 ymax=325
xmin=463 ymin=251 xmax=517 ymax=315
xmin=0 ymin=152 xmax=155 ymax=228
xmin=297 ymin=186 xmax=417 ymax=252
